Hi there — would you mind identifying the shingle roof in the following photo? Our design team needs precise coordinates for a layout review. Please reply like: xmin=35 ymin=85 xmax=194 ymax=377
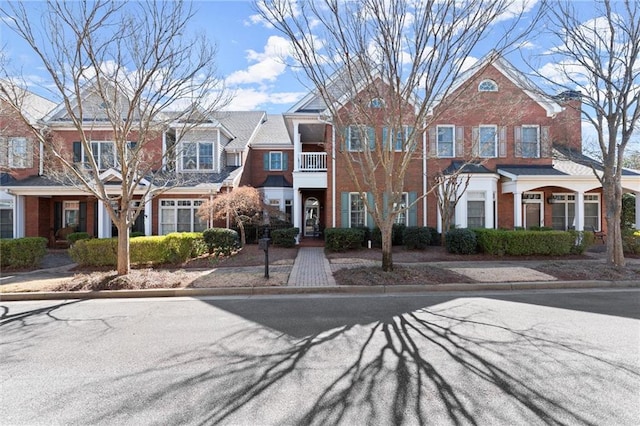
xmin=554 ymin=146 xmax=640 ymax=176
xmin=442 ymin=161 xmax=494 ymax=174
xmin=259 ymin=175 xmax=292 ymax=188
xmin=215 ymin=111 xmax=266 ymax=151
xmin=251 ymin=114 xmax=292 ymax=147
xmin=497 ymin=165 xmax=568 ymax=176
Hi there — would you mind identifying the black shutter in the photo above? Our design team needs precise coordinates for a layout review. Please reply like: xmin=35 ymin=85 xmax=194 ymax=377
xmin=73 ymin=142 xmax=82 ymax=163
xmin=78 ymin=202 xmax=87 ymax=232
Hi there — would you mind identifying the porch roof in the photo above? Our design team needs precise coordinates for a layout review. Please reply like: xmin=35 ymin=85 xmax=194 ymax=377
xmin=259 ymin=175 xmax=292 ymax=188
xmin=497 ymin=165 xmax=567 ymax=177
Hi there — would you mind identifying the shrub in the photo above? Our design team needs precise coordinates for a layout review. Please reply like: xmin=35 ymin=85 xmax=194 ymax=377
xmin=427 ymin=227 xmax=440 ymax=246
xmin=130 ymin=231 xmax=145 ymax=238
xmin=445 ymin=228 xmax=477 ymax=254
xmin=202 ymin=228 xmax=240 ymax=256
xmin=270 ymin=227 xmax=299 ymax=248
xmin=403 ymin=226 xmax=430 ymax=250
xmin=475 ymin=229 xmax=579 ymax=256
xmin=324 ymin=228 xmax=365 ymax=251
xmin=623 ymin=229 xmax=640 ymax=254
xmin=67 ymin=232 xmax=91 ymax=245
xmin=69 ymin=238 xmax=117 ymax=266
xmin=164 ymin=232 xmax=207 ymax=262
xmin=130 ymin=236 xmax=169 ymax=264
xmin=0 ymin=237 xmax=47 ymax=268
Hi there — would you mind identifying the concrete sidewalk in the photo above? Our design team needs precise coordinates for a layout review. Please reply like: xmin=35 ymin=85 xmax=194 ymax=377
xmin=1 ymin=247 xmax=638 ymax=301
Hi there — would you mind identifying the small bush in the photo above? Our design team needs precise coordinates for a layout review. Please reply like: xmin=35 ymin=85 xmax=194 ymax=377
xmin=570 ymin=231 xmax=595 ymax=254
xmin=202 ymin=228 xmax=240 ymax=256
xmin=164 ymin=232 xmax=207 ymax=263
xmin=0 ymin=237 xmax=47 ymax=268
xmin=324 ymin=228 xmax=365 ymax=251
xmin=130 ymin=236 xmax=169 ymax=264
xmin=426 ymin=227 xmax=440 ymax=246
xmin=130 ymin=232 xmax=145 ymax=238
xmin=403 ymin=227 xmax=430 ymax=250
xmin=67 ymin=232 xmax=91 ymax=245
xmin=270 ymin=227 xmax=299 ymax=248
xmin=445 ymin=228 xmax=477 ymax=254
xmin=475 ymin=229 xmax=579 ymax=256
xmin=69 ymin=238 xmax=118 ymax=266
xmin=623 ymin=230 xmax=640 ymax=254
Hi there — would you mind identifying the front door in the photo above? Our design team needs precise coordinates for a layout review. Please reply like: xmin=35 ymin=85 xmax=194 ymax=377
xmin=304 ymin=197 xmax=320 ymax=237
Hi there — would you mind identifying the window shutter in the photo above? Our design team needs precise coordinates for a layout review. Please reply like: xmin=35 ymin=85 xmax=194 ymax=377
xmin=541 ymin=126 xmax=551 ymax=157
xmin=340 ymin=192 xmax=350 ymax=227
xmin=455 ymin=126 xmax=464 ymax=157
xmin=341 ymin=126 xmax=349 ymax=152
xmin=428 ymin=127 xmax=437 ymax=157
xmin=514 ymin=126 xmax=522 ymax=157
xmin=408 ymin=191 xmax=418 ymax=226
xmin=382 ymin=127 xmax=389 ymax=151
xmin=54 ymin=201 xmax=62 ymax=232
xmin=78 ymin=202 xmax=87 ymax=232
xmin=405 ymin=126 xmax=414 ymax=152
xmin=366 ymin=192 xmax=374 ymax=228
xmin=499 ymin=126 xmax=507 ymax=158
xmin=282 ymin=152 xmax=288 ymax=171
xmin=263 ymin=152 xmax=269 ymax=170
xmin=73 ymin=141 xmax=82 ymax=163
xmin=471 ymin=127 xmax=479 ymax=157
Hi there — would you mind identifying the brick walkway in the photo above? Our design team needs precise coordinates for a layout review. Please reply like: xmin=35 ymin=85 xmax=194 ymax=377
xmin=287 ymin=247 xmax=336 ymax=287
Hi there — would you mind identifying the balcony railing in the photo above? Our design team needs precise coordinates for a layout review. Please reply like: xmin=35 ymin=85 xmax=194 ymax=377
xmin=298 ymin=152 xmax=327 ymax=171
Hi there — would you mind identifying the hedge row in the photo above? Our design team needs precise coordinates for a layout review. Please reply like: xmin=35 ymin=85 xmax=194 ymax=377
xmin=455 ymin=229 xmax=594 ymax=256
xmin=270 ymin=227 xmax=299 ymax=248
xmin=0 ymin=237 xmax=48 ymax=268
xmin=69 ymin=233 xmax=208 ymax=266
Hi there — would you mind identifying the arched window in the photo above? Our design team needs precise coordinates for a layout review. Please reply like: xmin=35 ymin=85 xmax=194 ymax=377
xmin=478 ymin=79 xmax=498 ymax=92
xmin=369 ymin=98 xmax=385 ymax=108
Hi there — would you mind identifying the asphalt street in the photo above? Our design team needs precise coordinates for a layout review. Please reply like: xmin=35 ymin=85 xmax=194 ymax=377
xmin=1 ymin=289 xmax=639 ymax=425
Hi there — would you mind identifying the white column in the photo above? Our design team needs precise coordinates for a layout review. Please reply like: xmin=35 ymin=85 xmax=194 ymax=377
xmin=575 ymin=191 xmax=584 ymax=231
xmin=144 ymin=193 xmax=152 ymax=236
xmin=14 ymin=195 xmax=25 ymax=238
xmin=635 ymin=191 xmax=640 ymax=229
xmin=484 ymin=190 xmax=493 ymax=228
xmin=513 ymin=192 xmax=522 ymax=228
xmin=293 ymin=187 xmax=302 ymax=243
xmin=293 ymin=121 xmax=300 ymax=172
xmin=97 ymin=200 xmax=111 ymax=238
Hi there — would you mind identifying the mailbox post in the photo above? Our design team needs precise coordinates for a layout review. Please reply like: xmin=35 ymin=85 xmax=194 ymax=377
xmin=258 ymin=226 xmax=271 ymax=278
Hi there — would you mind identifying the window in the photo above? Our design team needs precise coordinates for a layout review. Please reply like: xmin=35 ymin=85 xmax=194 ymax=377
xmin=347 ymin=125 xmax=374 ymax=151
xmin=8 ymin=137 xmax=29 ymax=168
xmin=479 ymin=126 xmax=497 ymax=158
xmin=369 ymin=98 xmax=385 ymax=108
xmin=159 ymin=199 xmax=206 ymax=234
xmin=269 ymin=152 xmax=283 ymax=171
xmin=349 ymin=193 xmax=366 ymax=228
xmin=383 ymin=126 xmax=413 ymax=152
xmin=551 ymin=194 xmax=576 ymax=230
xmin=584 ymin=194 xmax=600 ymax=230
xmin=63 ymin=201 xmax=79 ymax=228
xmin=394 ymin=193 xmax=408 ymax=225
xmin=81 ymin=141 xmax=115 ymax=170
xmin=0 ymin=199 xmax=13 ymax=238
xmin=285 ymin=199 xmax=293 ymax=222
xmin=269 ymin=199 xmax=281 ymax=209
xmin=181 ymin=141 xmax=214 ymax=171
xmin=467 ymin=191 xmax=485 ymax=228
xmin=478 ymin=79 xmax=498 ymax=92
xmin=522 ymin=125 xmax=540 ymax=158
xmin=437 ymin=126 xmax=455 ymax=157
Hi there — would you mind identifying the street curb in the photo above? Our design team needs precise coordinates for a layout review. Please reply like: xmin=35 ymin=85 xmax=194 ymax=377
xmin=1 ymin=280 xmax=638 ymax=301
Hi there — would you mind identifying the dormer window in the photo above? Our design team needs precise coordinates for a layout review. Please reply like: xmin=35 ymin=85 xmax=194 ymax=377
xmin=478 ymin=79 xmax=498 ymax=92
xmin=369 ymin=98 xmax=385 ymax=108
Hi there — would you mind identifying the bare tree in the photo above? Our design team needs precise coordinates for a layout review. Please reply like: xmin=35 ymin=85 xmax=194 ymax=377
xmin=197 ymin=186 xmax=265 ymax=247
xmin=537 ymin=0 xmax=639 ymax=267
xmin=0 ymin=0 xmax=228 ymax=275
xmin=257 ymin=0 xmax=543 ymax=271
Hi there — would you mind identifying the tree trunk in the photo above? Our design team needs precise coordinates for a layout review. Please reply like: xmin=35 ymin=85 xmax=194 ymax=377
xmin=238 ymin=221 xmax=246 ymax=247
xmin=116 ymin=223 xmax=131 ymax=275
xmin=603 ymin=178 xmax=625 ymax=267
xmin=381 ymin=223 xmax=393 ymax=272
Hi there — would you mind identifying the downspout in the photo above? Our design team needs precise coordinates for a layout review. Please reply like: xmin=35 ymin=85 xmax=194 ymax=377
xmin=422 ymin=122 xmax=427 ymax=226
xmin=332 ymin=125 xmax=336 ymax=227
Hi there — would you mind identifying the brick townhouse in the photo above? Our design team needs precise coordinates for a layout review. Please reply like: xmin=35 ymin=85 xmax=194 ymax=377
xmin=1 ymin=54 xmax=639 ymax=244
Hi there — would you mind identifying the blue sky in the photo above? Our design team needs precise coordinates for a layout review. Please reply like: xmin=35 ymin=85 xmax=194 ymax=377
xmin=1 ymin=0 xmax=638 ymax=152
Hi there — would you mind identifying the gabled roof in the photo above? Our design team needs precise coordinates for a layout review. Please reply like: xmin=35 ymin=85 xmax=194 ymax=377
xmin=442 ymin=52 xmax=564 ymax=117
xmin=0 ymin=80 xmax=56 ymax=125
xmin=443 ymin=161 xmax=494 ymax=175
xmin=217 ymin=111 xmax=267 ymax=151
xmin=250 ymin=114 xmax=292 ymax=147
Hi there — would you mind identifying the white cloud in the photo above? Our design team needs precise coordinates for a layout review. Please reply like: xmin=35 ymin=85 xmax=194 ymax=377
xmin=224 ymin=87 xmax=305 ymax=110
xmin=517 ymin=40 xmax=537 ymax=49
xmin=458 ymin=56 xmax=478 ymax=73
xmin=225 ymin=36 xmax=292 ymax=86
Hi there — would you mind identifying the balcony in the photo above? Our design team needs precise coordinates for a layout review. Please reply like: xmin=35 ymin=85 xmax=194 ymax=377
xmin=298 ymin=152 xmax=327 ymax=171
